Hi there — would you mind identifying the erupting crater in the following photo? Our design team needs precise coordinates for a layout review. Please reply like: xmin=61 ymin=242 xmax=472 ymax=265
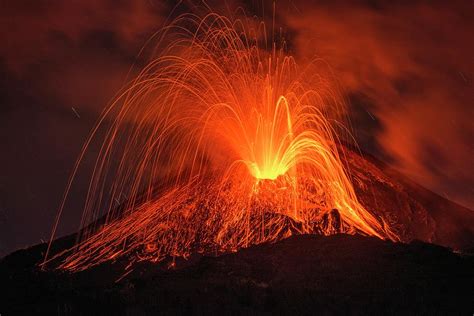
xmin=44 ymin=13 xmax=397 ymax=272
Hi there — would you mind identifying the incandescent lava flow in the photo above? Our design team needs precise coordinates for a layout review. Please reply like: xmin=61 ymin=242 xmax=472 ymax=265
xmin=44 ymin=13 xmax=397 ymax=272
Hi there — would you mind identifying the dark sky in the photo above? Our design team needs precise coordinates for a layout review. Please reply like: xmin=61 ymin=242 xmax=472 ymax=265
xmin=1 ymin=0 xmax=473 ymax=257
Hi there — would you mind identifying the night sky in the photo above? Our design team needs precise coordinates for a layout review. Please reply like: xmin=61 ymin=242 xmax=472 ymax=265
xmin=1 ymin=0 xmax=473 ymax=257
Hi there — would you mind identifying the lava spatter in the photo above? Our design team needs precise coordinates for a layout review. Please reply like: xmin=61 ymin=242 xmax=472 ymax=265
xmin=45 ymin=13 xmax=397 ymax=272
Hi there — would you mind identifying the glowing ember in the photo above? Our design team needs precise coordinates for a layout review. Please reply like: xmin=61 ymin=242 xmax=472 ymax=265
xmin=45 ymin=13 xmax=397 ymax=271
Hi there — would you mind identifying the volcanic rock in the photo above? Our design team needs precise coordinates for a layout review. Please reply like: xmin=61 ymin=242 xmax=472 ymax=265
xmin=1 ymin=234 xmax=473 ymax=314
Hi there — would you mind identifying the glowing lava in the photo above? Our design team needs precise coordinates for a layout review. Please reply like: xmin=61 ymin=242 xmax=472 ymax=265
xmin=44 ymin=13 xmax=397 ymax=271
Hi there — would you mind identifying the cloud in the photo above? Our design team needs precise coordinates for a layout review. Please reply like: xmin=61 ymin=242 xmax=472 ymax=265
xmin=0 ymin=0 xmax=472 ymax=257
xmin=278 ymin=0 xmax=474 ymax=208
xmin=0 ymin=0 xmax=166 ymax=113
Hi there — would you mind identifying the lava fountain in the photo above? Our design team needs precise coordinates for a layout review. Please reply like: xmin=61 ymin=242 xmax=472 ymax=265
xmin=45 ymin=13 xmax=397 ymax=271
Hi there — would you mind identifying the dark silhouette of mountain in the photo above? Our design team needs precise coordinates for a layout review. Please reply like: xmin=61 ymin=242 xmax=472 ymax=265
xmin=1 ymin=234 xmax=473 ymax=314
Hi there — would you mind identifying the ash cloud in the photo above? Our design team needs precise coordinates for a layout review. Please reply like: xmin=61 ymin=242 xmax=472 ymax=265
xmin=0 ymin=0 xmax=166 ymax=113
xmin=278 ymin=0 xmax=474 ymax=209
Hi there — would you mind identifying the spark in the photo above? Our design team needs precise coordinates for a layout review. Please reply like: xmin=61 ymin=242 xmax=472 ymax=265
xmin=366 ymin=110 xmax=376 ymax=121
xmin=71 ymin=107 xmax=81 ymax=118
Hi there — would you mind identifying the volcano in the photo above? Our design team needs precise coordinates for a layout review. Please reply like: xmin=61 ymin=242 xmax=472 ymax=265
xmin=2 ymin=12 xmax=473 ymax=315
xmin=40 ymin=13 xmax=405 ymax=272
xmin=1 ymin=148 xmax=473 ymax=314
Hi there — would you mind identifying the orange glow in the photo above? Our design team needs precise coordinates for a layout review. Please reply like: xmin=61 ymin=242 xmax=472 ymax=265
xmin=44 ymin=13 xmax=397 ymax=271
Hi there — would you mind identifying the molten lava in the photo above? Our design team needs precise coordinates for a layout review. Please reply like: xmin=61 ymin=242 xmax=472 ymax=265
xmin=45 ymin=13 xmax=397 ymax=271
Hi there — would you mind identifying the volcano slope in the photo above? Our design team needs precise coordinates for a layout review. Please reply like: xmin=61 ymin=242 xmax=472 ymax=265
xmin=1 ymin=148 xmax=473 ymax=314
